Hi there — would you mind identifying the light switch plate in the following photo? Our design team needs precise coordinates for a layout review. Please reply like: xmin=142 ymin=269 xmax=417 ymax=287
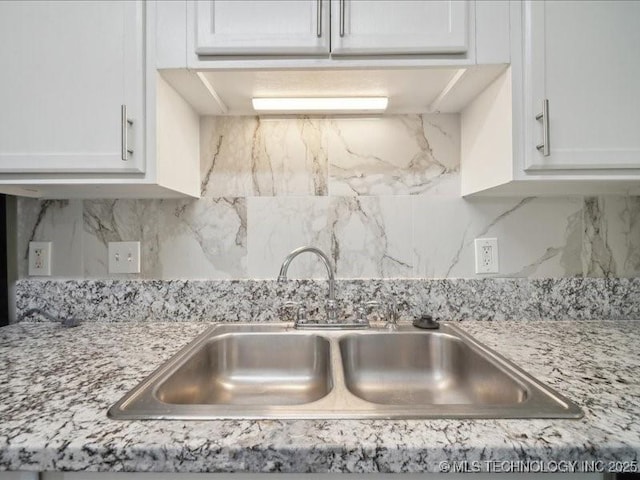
xmin=108 ymin=241 xmax=141 ymax=274
xmin=28 ymin=241 xmax=52 ymax=276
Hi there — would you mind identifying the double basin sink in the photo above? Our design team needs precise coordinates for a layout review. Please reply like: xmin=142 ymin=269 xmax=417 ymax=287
xmin=108 ymin=322 xmax=582 ymax=420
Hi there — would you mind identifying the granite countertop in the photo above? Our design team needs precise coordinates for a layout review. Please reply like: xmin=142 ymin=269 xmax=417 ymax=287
xmin=0 ymin=320 xmax=638 ymax=473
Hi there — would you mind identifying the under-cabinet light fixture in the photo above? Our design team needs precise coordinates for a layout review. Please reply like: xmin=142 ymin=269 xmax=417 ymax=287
xmin=251 ymin=97 xmax=389 ymax=113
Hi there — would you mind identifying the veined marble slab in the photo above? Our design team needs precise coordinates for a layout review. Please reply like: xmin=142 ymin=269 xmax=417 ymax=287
xmin=200 ymin=116 xmax=328 ymax=197
xmin=15 ymin=115 xmax=640 ymax=280
xmin=327 ymin=115 xmax=459 ymax=196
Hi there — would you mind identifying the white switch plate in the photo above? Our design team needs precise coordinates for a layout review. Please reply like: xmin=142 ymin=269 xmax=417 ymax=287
xmin=28 ymin=241 xmax=52 ymax=276
xmin=474 ymin=237 xmax=499 ymax=274
xmin=108 ymin=241 xmax=141 ymax=274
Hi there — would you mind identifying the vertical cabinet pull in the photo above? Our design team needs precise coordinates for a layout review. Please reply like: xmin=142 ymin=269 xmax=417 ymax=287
xmin=121 ymin=104 xmax=134 ymax=161
xmin=316 ymin=0 xmax=322 ymax=37
xmin=339 ymin=0 xmax=345 ymax=37
xmin=535 ymin=99 xmax=550 ymax=157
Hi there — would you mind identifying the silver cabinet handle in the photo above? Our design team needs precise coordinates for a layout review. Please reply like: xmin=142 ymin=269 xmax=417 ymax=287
xmin=339 ymin=0 xmax=345 ymax=37
xmin=535 ymin=99 xmax=550 ymax=157
xmin=316 ymin=0 xmax=322 ymax=37
xmin=121 ymin=104 xmax=134 ymax=161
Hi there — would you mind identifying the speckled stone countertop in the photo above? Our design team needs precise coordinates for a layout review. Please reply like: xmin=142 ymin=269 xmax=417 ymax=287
xmin=0 ymin=320 xmax=638 ymax=473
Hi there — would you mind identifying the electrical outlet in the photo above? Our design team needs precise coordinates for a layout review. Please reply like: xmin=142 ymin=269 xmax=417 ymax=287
xmin=29 ymin=242 xmax=52 ymax=276
xmin=474 ymin=238 xmax=499 ymax=274
xmin=108 ymin=241 xmax=141 ymax=274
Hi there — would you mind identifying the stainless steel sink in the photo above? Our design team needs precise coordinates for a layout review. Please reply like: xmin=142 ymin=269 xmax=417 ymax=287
xmin=155 ymin=333 xmax=332 ymax=406
xmin=108 ymin=322 xmax=582 ymax=420
xmin=340 ymin=333 xmax=527 ymax=406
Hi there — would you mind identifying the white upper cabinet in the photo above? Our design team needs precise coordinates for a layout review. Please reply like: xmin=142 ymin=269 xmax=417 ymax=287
xmin=330 ymin=0 xmax=467 ymax=55
xmin=192 ymin=0 xmax=468 ymax=57
xmin=525 ymin=0 xmax=640 ymax=171
xmin=0 ymin=1 xmax=144 ymax=174
xmin=460 ymin=1 xmax=640 ymax=197
xmin=194 ymin=0 xmax=330 ymax=55
xmin=0 ymin=2 xmax=201 ymax=199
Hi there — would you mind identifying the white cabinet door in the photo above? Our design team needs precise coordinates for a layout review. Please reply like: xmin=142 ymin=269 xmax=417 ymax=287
xmin=330 ymin=0 xmax=468 ymax=55
xmin=0 ymin=1 xmax=144 ymax=174
xmin=194 ymin=0 xmax=330 ymax=55
xmin=525 ymin=0 xmax=640 ymax=171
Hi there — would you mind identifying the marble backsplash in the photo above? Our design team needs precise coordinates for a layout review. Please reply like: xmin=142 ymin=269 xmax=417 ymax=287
xmin=16 ymin=115 xmax=640 ymax=280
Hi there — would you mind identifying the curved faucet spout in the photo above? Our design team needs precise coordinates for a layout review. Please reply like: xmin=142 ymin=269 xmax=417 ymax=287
xmin=277 ymin=246 xmax=336 ymax=303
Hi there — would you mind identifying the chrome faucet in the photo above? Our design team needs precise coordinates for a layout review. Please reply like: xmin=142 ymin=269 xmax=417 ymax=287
xmin=278 ymin=246 xmax=338 ymax=323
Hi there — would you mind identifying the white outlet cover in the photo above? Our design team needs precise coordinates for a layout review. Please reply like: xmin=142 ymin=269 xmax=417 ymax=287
xmin=28 ymin=241 xmax=52 ymax=276
xmin=108 ymin=241 xmax=141 ymax=274
xmin=474 ymin=238 xmax=499 ymax=274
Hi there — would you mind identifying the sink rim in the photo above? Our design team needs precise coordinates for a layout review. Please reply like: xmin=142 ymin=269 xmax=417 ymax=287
xmin=108 ymin=322 xmax=583 ymax=421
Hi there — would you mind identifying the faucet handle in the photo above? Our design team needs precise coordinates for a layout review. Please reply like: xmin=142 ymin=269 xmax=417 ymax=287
xmin=280 ymin=301 xmax=308 ymax=325
xmin=356 ymin=299 xmax=399 ymax=329
xmin=356 ymin=300 xmax=381 ymax=325
xmin=296 ymin=304 xmax=308 ymax=324
xmin=384 ymin=299 xmax=399 ymax=330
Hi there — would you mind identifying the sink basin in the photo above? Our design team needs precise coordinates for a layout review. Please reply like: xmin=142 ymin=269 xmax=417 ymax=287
xmin=340 ymin=333 xmax=527 ymax=405
xmin=108 ymin=323 xmax=582 ymax=420
xmin=156 ymin=333 xmax=332 ymax=406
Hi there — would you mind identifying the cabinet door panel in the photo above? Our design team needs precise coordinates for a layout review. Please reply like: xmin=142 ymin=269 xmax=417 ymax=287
xmin=194 ymin=0 xmax=330 ymax=55
xmin=526 ymin=0 xmax=640 ymax=170
xmin=330 ymin=0 xmax=468 ymax=55
xmin=0 ymin=1 xmax=144 ymax=174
